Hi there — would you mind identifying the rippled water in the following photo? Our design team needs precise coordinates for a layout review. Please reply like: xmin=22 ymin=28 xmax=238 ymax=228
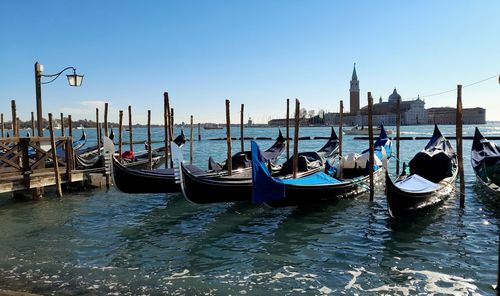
xmin=0 ymin=124 xmax=499 ymax=295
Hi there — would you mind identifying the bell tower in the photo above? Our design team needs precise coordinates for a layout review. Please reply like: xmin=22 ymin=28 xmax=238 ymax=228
xmin=350 ymin=63 xmax=360 ymax=114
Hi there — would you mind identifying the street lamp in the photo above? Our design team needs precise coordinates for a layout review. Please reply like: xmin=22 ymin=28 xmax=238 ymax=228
xmin=34 ymin=62 xmax=84 ymax=136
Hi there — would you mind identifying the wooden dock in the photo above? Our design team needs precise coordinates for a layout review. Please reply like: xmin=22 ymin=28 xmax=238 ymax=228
xmin=0 ymin=136 xmax=84 ymax=197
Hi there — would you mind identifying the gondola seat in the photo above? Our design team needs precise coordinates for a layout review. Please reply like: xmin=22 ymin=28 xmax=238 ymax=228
xmin=409 ymin=151 xmax=452 ymax=183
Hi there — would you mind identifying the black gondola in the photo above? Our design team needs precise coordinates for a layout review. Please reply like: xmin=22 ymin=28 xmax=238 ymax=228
xmin=251 ymin=126 xmax=391 ymax=207
xmin=179 ymin=128 xmax=340 ymax=204
xmin=471 ymin=127 xmax=500 ymax=195
xmin=208 ymin=129 xmax=286 ymax=171
xmin=386 ymin=125 xmax=458 ymax=218
xmin=113 ymin=130 xmax=281 ymax=194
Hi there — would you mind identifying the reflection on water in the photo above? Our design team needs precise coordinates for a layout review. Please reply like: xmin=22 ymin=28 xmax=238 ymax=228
xmin=0 ymin=124 xmax=499 ymax=295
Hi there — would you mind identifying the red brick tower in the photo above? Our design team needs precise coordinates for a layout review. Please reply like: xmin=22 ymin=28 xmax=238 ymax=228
xmin=350 ymin=64 xmax=360 ymax=114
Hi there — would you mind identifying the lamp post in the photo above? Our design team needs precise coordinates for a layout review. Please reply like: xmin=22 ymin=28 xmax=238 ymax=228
xmin=34 ymin=62 xmax=84 ymax=136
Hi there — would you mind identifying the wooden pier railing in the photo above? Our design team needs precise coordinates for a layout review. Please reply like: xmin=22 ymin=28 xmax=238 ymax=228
xmin=0 ymin=136 xmax=83 ymax=194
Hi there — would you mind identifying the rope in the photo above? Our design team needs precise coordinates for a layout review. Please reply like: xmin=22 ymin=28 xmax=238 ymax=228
xmin=404 ymin=73 xmax=499 ymax=100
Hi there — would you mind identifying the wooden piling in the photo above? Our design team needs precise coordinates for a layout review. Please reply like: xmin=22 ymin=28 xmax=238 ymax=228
xmin=1 ymin=113 xmax=4 ymax=137
xmin=198 ymin=123 xmax=201 ymax=141
xmin=286 ymin=98 xmax=290 ymax=159
xmin=48 ymin=113 xmax=62 ymax=198
xmin=456 ymin=85 xmax=465 ymax=208
xmin=118 ymin=110 xmax=123 ymax=163
xmin=190 ymin=115 xmax=194 ymax=164
xmin=60 ymin=113 xmax=65 ymax=136
xmin=339 ymin=100 xmax=343 ymax=157
xmin=96 ymin=108 xmax=101 ymax=155
xmin=164 ymin=92 xmax=170 ymax=169
xmin=31 ymin=112 xmax=35 ymax=136
xmin=292 ymin=99 xmax=300 ymax=178
xmin=104 ymin=102 xmax=109 ymax=137
xmin=11 ymin=100 xmax=16 ymax=137
xmin=147 ymin=110 xmax=152 ymax=170
xmin=169 ymin=108 xmax=174 ymax=168
xmin=240 ymin=104 xmax=244 ymax=152
xmin=368 ymin=93 xmax=374 ymax=201
xmin=396 ymin=96 xmax=401 ymax=175
xmin=128 ymin=105 xmax=133 ymax=152
xmin=68 ymin=115 xmax=73 ymax=138
xmin=65 ymin=116 xmax=74 ymax=183
xmin=16 ymin=117 xmax=20 ymax=136
xmin=226 ymin=99 xmax=232 ymax=175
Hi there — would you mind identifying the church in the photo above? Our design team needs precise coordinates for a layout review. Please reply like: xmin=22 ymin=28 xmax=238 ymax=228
xmin=326 ymin=65 xmax=428 ymax=126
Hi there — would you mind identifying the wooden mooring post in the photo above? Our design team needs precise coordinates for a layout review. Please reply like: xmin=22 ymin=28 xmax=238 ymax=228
xmin=292 ymin=99 xmax=300 ymax=178
xmin=60 ymin=113 xmax=65 ymax=137
xmin=170 ymin=107 xmax=174 ymax=168
xmin=118 ymin=110 xmax=123 ymax=162
xmin=198 ymin=123 xmax=201 ymax=141
xmin=1 ymin=113 xmax=4 ymax=137
xmin=286 ymin=98 xmax=290 ymax=159
xmin=31 ymin=112 xmax=35 ymax=136
xmin=368 ymin=92 xmax=374 ymax=201
xmin=104 ymin=102 xmax=109 ymax=137
xmin=226 ymin=99 xmax=232 ymax=175
xmin=339 ymin=100 xmax=343 ymax=157
xmin=96 ymin=108 xmax=101 ymax=155
xmin=164 ymin=92 xmax=170 ymax=169
xmin=456 ymin=85 xmax=465 ymax=207
xmin=128 ymin=105 xmax=133 ymax=152
xmin=396 ymin=96 xmax=401 ymax=175
xmin=68 ymin=115 xmax=73 ymax=138
xmin=240 ymin=104 xmax=244 ymax=152
xmin=190 ymin=115 xmax=194 ymax=164
xmin=11 ymin=100 xmax=17 ymax=137
xmin=147 ymin=110 xmax=152 ymax=170
xmin=48 ymin=113 xmax=62 ymax=198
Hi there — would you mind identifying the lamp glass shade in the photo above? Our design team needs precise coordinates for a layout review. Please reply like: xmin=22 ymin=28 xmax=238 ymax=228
xmin=67 ymin=74 xmax=84 ymax=87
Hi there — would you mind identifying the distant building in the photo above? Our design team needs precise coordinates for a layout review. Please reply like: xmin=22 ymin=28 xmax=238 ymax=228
xmin=427 ymin=107 xmax=485 ymax=124
xmin=268 ymin=118 xmax=307 ymax=126
xmin=272 ymin=65 xmax=486 ymax=126
xmin=350 ymin=64 xmax=360 ymax=114
xmin=268 ymin=118 xmax=291 ymax=126
xmin=342 ymin=89 xmax=427 ymax=126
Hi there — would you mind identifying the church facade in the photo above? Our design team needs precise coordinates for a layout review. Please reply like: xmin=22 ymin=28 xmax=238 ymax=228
xmin=327 ymin=65 xmax=429 ymax=126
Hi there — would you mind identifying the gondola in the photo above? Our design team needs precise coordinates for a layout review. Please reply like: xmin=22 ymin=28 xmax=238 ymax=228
xmin=113 ymin=130 xmax=279 ymax=194
xmin=113 ymin=132 xmax=186 ymax=193
xmin=471 ymin=127 xmax=500 ymax=195
xmin=111 ymin=131 xmax=188 ymax=193
xmin=251 ymin=126 xmax=391 ymax=207
xmin=179 ymin=128 xmax=340 ymax=204
xmin=72 ymin=129 xmax=87 ymax=151
xmin=386 ymin=125 xmax=457 ymax=218
xmin=26 ymin=129 xmax=87 ymax=159
xmin=208 ymin=129 xmax=286 ymax=171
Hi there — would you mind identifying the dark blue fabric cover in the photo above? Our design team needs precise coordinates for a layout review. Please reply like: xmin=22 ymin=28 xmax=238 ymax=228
xmin=251 ymin=141 xmax=286 ymax=204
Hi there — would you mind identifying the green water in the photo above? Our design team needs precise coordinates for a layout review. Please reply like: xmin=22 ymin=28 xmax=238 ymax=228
xmin=0 ymin=124 xmax=499 ymax=295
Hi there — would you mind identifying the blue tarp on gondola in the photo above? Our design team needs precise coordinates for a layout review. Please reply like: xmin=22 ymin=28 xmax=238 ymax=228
xmin=281 ymin=172 xmax=341 ymax=185
xmin=251 ymin=141 xmax=342 ymax=204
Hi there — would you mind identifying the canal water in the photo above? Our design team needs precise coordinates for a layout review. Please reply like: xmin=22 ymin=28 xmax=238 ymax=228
xmin=0 ymin=124 xmax=499 ymax=295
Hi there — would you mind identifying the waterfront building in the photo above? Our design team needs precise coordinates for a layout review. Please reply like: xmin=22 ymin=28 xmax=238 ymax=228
xmin=274 ymin=65 xmax=485 ymax=126
xmin=427 ymin=107 xmax=486 ymax=124
xmin=342 ymin=89 xmax=427 ymax=126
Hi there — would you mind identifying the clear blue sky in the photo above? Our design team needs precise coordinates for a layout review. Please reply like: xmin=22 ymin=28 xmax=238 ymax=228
xmin=1 ymin=1 xmax=499 ymax=124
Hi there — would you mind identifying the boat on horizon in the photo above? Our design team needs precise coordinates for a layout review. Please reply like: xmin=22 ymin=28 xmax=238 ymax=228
xmin=203 ymin=123 xmax=223 ymax=130
xmin=344 ymin=125 xmax=393 ymax=135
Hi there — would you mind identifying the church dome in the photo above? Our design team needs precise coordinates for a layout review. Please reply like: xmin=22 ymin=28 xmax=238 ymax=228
xmin=388 ymin=88 xmax=401 ymax=104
